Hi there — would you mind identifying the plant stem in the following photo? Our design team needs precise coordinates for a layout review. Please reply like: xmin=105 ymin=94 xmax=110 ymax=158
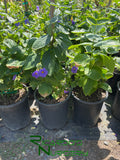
xmin=50 ymin=0 xmax=55 ymax=42
xmin=4 ymin=0 xmax=7 ymax=13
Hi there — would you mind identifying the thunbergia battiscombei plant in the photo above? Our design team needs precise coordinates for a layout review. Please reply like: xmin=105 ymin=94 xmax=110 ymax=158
xmin=23 ymin=7 xmax=72 ymax=99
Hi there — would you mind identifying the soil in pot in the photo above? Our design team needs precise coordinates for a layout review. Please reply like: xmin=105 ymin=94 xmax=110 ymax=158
xmin=0 ymin=88 xmax=26 ymax=105
xmin=73 ymin=87 xmax=106 ymax=102
xmin=36 ymin=91 xmax=69 ymax=104
xmin=73 ymin=87 xmax=107 ymax=127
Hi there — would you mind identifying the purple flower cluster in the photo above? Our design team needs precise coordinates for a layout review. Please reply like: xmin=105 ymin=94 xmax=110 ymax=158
xmin=36 ymin=6 xmax=40 ymax=11
xmin=32 ymin=68 xmax=48 ymax=79
xmin=64 ymin=90 xmax=69 ymax=94
xmin=25 ymin=18 xmax=29 ymax=24
xmin=71 ymin=66 xmax=78 ymax=73
xmin=0 ymin=15 xmax=4 ymax=19
xmin=71 ymin=20 xmax=75 ymax=25
xmin=15 ymin=22 xmax=20 ymax=27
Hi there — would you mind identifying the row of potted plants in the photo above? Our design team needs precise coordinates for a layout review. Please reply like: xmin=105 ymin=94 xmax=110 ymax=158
xmin=0 ymin=0 xmax=120 ymax=131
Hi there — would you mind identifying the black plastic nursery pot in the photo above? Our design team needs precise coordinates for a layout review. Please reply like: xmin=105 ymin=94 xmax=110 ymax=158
xmin=72 ymin=92 xmax=108 ymax=127
xmin=35 ymin=91 xmax=71 ymax=129
xmin=0 ymin=91 xmax=31 ymax=131
xmin=112 ymin=81 xmax=120 ymax=121
xmin=107 ymin=70 xmax=120 ymax=96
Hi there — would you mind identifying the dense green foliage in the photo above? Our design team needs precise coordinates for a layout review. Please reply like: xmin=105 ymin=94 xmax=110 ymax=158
xmin=0 ymin=0 xmax=120 ymax=98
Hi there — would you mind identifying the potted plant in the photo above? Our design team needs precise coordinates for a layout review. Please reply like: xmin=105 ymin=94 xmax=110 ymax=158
xmin=0 ymin=11 xmax=32 ymax=130
xmin=66 ymin=49 xmax=115 ymax=127
xmin=66 ymin=12 xmax=117 ymax=127
xmin=0 ymin=60 xmax=30 ymax=131
xmin=30 ymin=66 xmax=71 ymax=129
xmin=22 ymin=5 xmax=72 ymax=129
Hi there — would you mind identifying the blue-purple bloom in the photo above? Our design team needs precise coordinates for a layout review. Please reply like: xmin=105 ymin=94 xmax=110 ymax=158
xmin=15 ymin=22 xmax=20 ymax=27
xmin=12 ymin=75 xmax=17 ymax=80
xmin=25 ymin=18 xmax=29 ymax=24
xmin=32 ymin=70 xmax=40 ymax=79
xmin=39 ymin=68 xmax=48 ymax=78
xmin=0 ymin=15 xmax=4 ymax=19
xmin=64 ymin=90 xmax=69 ymax=94
xmin=57 ymin=20 xmax=61 ymax=23
xmin=71 ymin=66 xmax=78 ymax=73
xmin=36 ymin=5 xmax=40 ymax=11
xmin=71 ymin=20 xmax=75 ymax=25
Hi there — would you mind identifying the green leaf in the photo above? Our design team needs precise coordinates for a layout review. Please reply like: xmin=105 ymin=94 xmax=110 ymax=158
xmin=6 ymin=60 xmax=24 ymax=68
xmin=42 ymin=50 xmax=56 ymax=76
xmin=87 ymin=16 xmax=97 ymax=24
xmin=22 ymin=32 xmax=33 ymax=38
xmin=56 ymin=34 xmax=72 ymax=51
xmin=97 ymin=18 xmax=109 ymax=24
xmin=74 ymin=54 xmax=90 ymax=66
xmin=56 ymin=24 xmax=69 ymax=34
xmin=49 ymin=15 xmax=59 ymax=24
xmin=86 ymin=33 xmax=103 ymax=42
xmin=10 ymin=46 xmax=22 ymax=54
xmin=54 ymin=45 xmax=66 ymax=61
xmin=3 ymin=39 xmax=17 ymax=48
xmin=38 ymin=82 xmax=52 ymax=96
xmin=23 ymin=54 xmax=40 ymax=70
xmin=94 ymin=40 xmax=120 ymax=48
xmin=102 ymin=55 xmax=115 ymax=73
xmin=7 ymin=15 xmax=16 ymax=23
xmin=32 ymin=35 xmax=52 ymax=50
xmin=86 ymin=67 xmax=102 ymax=81
xmin=84 ymin=45 xmax=92 ymax=52
xmin=71 ymin=29 xmax=87 ymax=34
xmin=68 ymin=44 xmax=81 ymax=50
xmin=30 ymin=81 xmax=38 ymax=90
xmin=83 ymin=78 xmax=98 ymax=96
xmin=27 ymin=37 xmax=37 ymax=48
xmin=99 ymin=82 xmax=112 ymax=93
xmin=90 ymin=25 xmax=106 ymax=33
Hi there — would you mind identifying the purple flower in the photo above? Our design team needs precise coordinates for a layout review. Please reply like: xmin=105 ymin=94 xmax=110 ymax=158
xmin=57 ymin=20 xmax=61 ymax=23
xmin=2 ymin=16 xmax=4 ymax=19
xmin=25 ymin=19 xmax=29 ymax=24
xmin=15 ymin=22 xmax=20 ymax=27
xmin=71 ymin=66 xmax=78 ymax=73
xmin=39 ymin=68 xmax=48 ymax=78
xmin=36 ymin=5 xmax=40 ymax=11
xmin=12 ymin=75 xmax=17 ymax=80
xmin=71 ymin=20 xmax=75 ymax=25
xmin=32 ymin=70 xmax=40 ymax=79
xmin=64 ymin=90 xmax=69 ymax=94
xmin=0 ymin=15 xmax=1 ymax=19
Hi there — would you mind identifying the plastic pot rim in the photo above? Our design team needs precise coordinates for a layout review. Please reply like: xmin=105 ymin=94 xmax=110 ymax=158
xmin=0 ymin=87 xmax=29 ymax=109
xmin=117 ymin=81 xmax=120 ymax=91
xmin=72 ymin=91 xmax=108 ymax=105
xmin=34 ymin=89 xmax=71 ymax=107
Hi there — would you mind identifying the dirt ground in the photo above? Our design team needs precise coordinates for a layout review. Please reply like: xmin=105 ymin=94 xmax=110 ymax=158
xmin=0 ymin=139 xmax=120 ymax=160
xmin=0 ymin=95 xmax=120 ymax=160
